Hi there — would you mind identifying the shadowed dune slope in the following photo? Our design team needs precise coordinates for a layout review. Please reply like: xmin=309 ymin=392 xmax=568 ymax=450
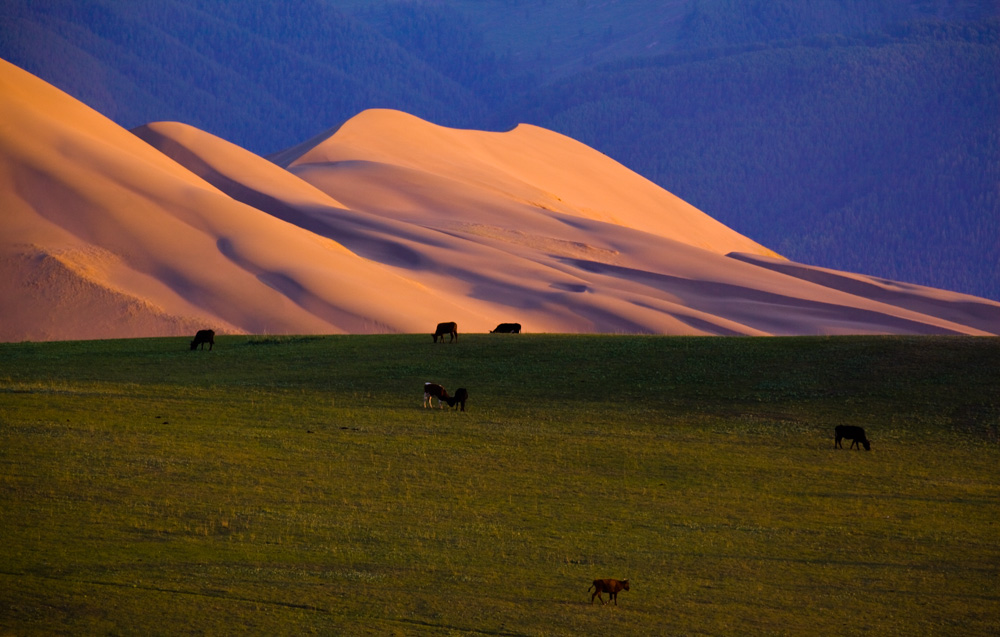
xmin=2 ymin=59 xmax=998 ymax=341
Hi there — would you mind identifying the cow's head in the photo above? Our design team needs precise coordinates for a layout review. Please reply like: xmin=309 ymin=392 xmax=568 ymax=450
xmin=862 ymin=439 xmax=871 ymax=451
xmin=621 ymin=580 xmax=630 ymax=591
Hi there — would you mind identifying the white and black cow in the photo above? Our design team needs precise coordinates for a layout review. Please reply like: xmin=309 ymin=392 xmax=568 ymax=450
xmin=423 ymin=382 xmax=450 ymax=408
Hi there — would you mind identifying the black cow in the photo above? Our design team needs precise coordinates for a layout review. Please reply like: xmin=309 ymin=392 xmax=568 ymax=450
xmin=835 ymin=425 xmax=871 ymax=450
xmin=490 ymin=323 xmax=521 ymax=333
xmin=190 ymin=329 xmax=215 ymax=351
xmin=423 ymin=382 xmax=450 ymax=409
xmin=445 ymin=388 xmax=468 ymax=412
xmin=433 ymin=322 xmax=458 ymax=343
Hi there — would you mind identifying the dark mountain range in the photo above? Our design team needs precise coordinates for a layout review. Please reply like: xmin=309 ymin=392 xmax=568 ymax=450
xmin=1 ymin=0 xmax=997 ymax=300
xmin=517 ymin=20 xmax=1000 ymax=300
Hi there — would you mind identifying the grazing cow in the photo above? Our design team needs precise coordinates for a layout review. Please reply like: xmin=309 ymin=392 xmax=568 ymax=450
xmin=835 ymin=425 xmax=871 ymax=450
xmin=190 ymin=329 xmax=215 ymax=351
xmin=445 ymin=387 xmax=468 ymax=412
xmin=589 ymin=578 xmax=630 ymax=606
xmin=423 ymin=382 xmax=450 ymax=409
xmin=433 ymin=322 xmax=458 ymax=343
xmin=490 ymin=323 xmax=521 ymax=333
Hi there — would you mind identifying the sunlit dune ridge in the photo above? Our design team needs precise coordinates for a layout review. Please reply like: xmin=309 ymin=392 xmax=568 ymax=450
xmin=1 ymin=58 xmax=997 ymax=341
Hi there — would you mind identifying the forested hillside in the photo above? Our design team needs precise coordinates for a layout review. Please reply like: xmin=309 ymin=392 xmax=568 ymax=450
xmin=1 ymin=0 xmax=997 ymax=300
xmin=0 ymin=0 xmax=501 ymax=151
xmin=516 ymin=20 xmax=1000 ymax=299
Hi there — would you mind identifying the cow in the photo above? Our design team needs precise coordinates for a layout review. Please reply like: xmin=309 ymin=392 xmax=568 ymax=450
xmin=423 ymin=382 xmax=450 ymax=409
xmin=490 ymin=323 xmax=521 ymax=333
xmin=190 ymin=329 xmax=215 ymax=351
xmin=445 ymin=387 xmax=468 ymax=412
xmin=433 ymin=321 xmax=458 ymax=343
xmin=835 ymin=425 xmax=871 ymax=450
xmin=589 ymin=578 xmax=629 ymax=606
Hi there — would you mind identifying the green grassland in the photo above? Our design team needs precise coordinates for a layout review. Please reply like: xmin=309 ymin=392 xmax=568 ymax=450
xmin=1 ymin=334 xmax=997 ymax=635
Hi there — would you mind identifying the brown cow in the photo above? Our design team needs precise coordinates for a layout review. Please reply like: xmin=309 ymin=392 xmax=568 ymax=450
xmin=190 ymin=329 xmax=215 ymax=351
xmin=433 ymin=322 xmax=458 ymax=343
xmin=589 ymin=578 xmax=630 ymax=605
xmin=423 ymin=382 xmax=450 ymax=409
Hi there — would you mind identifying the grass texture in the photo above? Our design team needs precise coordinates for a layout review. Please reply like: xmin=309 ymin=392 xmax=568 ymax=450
xmin=1 ymin=334 xmax=998 ymax=635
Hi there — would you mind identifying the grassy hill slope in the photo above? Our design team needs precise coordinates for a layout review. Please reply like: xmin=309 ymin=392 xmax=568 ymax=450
xmin=1 ymin=335 xmax=997 ymax=634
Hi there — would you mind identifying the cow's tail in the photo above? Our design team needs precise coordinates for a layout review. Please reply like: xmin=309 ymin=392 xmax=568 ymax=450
xmin=587 ymin=582 xmax=595 ymax=592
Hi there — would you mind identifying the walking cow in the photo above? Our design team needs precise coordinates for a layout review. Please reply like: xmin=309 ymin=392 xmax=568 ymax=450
xmin=589 ymin=578 xmax=630 ymax=605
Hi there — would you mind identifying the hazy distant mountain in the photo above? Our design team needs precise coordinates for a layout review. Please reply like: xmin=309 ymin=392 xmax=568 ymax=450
xmin=2 ymin=59 xmax=997 ymax=342
xmin=1 ymin=0 xmax=997 ymax=302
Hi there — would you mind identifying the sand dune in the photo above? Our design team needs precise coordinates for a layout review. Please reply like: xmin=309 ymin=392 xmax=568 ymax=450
xmin=1 ymin=58 xmax=997 ymax=341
